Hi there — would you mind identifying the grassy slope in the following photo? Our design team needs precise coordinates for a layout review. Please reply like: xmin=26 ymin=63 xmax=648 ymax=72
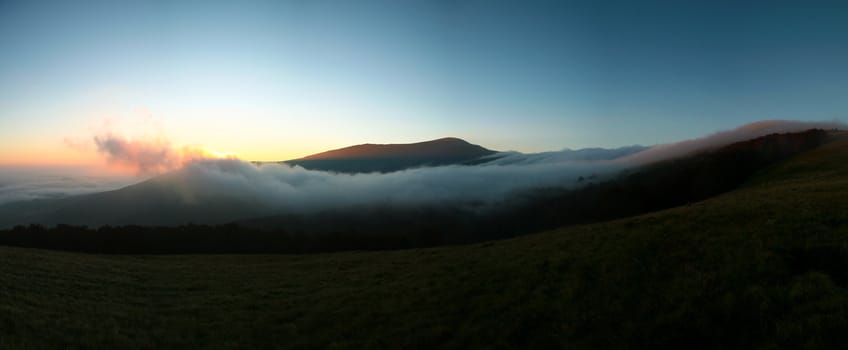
xmin=1 ymin=134 xmax=847 ymax=349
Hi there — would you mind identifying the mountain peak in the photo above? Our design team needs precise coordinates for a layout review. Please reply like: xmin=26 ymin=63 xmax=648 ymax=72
xmin=296 ymin=137 xmax=490 ymax=161
xmin=285 ymin=137 xmax=497 ymax=173
xmin=432 ymin=137 xmax=468 ymax=143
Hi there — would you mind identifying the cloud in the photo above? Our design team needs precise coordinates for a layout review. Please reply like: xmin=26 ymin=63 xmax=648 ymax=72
xmin=0 ymin=166 xmax=139 ymax=205
xmin=8 ymin=119 xmax=842 ymax=226
xmin=618 ymin=120 xmax=846 ymax=165
xmin=93 ymin=134 xmax=231 ymax=175
xmin=164 ymin=156 xmax=620 ymax=215
xmin=487 ymin=145 xmax=648 ymax=165
xmin=62 ymin=113 xmax=232 ymax=175
xmin=151 ymin=120 xmax=835 ymax=214
xmin=94 ymin=134 xmax=180 ymax=174
xmin=144 ymin=120 xmax=845 ymax=216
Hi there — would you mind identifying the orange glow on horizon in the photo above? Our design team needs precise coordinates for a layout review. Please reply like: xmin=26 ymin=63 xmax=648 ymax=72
xmin=0 ymin=145 xmax=98 ymax=167
xmin=201 ymin=147 xmax=232 ymax=159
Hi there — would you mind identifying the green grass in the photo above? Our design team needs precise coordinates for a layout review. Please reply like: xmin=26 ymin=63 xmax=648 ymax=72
xmin=2 ymin=136 xmax=848 ymax=349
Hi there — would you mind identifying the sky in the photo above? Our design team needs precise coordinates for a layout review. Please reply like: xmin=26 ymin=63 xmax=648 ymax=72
xmin=1 ymin=0 xmax=847 ymax=167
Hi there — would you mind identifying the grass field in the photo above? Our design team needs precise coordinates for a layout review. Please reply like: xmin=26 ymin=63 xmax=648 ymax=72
xmin=2 ymin=135 xmax=847 ymax=349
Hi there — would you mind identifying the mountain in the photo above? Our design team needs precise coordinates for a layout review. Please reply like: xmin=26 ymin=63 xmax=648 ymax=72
xmin=0 ymin=137 xmax=496 ymax=227
xmin=2 ymin=131 xmax=848 ymax=348
xmin=231 ymin=129 xmax=833 ymax=245
xmin=283 ymin=137 xmax=498 ymax=173
xmin=0 ymin=129 xmax=834 ymax=245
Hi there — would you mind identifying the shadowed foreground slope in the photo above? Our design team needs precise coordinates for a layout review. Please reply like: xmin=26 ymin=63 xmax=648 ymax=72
xmin=1 ymin=134 xmax=847 ymax=349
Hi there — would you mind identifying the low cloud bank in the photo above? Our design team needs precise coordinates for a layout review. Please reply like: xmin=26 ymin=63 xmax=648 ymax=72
xmin=155 ymin=120 xmax=845 ymax=215
xmin=0 ymin=167 xmax=139 ymax=205
xmin=171 ymin=157 xmax=619 ymax=213
xmin=487 ymin=145 xmax=648 ymax=165
xmin=619 ymin=120 xmax=845 ymax=164
xmin=5 ymin=120 xmax=842 ymax=215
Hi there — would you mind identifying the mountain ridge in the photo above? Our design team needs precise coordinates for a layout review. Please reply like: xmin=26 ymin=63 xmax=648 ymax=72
xmin=0 ymin=130 xmax=834 ymax=242
xmin=296 ymin=137 xmax=488 ymax=160
xmin=1 ymin=131 xmax=848 ymax=349
xmin=283 ymin=137 xmax=498 ymax=173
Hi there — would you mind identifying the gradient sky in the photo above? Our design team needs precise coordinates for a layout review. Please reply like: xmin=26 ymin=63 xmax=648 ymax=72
xmin=1 ymin=0 xmax=847 ymax=166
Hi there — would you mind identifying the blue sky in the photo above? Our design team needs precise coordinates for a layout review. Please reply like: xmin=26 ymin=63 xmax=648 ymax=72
xmin=1 ymin=0 xmax=846 ymax=164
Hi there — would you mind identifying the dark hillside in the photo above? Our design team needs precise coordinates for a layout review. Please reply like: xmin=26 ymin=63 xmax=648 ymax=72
xmin=504 ymin=129 xmax=832 ymax=231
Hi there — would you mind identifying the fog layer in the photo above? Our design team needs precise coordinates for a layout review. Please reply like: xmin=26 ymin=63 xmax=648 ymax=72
xmin=1 ymin=120 xmax=842 ymax=217
xmin=152 ymin=120 xmax=845 ymax=214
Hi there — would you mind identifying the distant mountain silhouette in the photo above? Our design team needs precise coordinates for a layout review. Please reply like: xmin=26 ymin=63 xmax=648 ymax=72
xmin=283 ymin=137 xmax=498 ymax=173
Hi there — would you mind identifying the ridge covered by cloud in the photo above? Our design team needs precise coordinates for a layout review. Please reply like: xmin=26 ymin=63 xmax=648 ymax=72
xmin=619 ymin=120 xmax=845 ymax=165
xmin=4 ymin=120 xmax=843 ymax=219
xmin=142 ymin=120 xmax=845 ymax=216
